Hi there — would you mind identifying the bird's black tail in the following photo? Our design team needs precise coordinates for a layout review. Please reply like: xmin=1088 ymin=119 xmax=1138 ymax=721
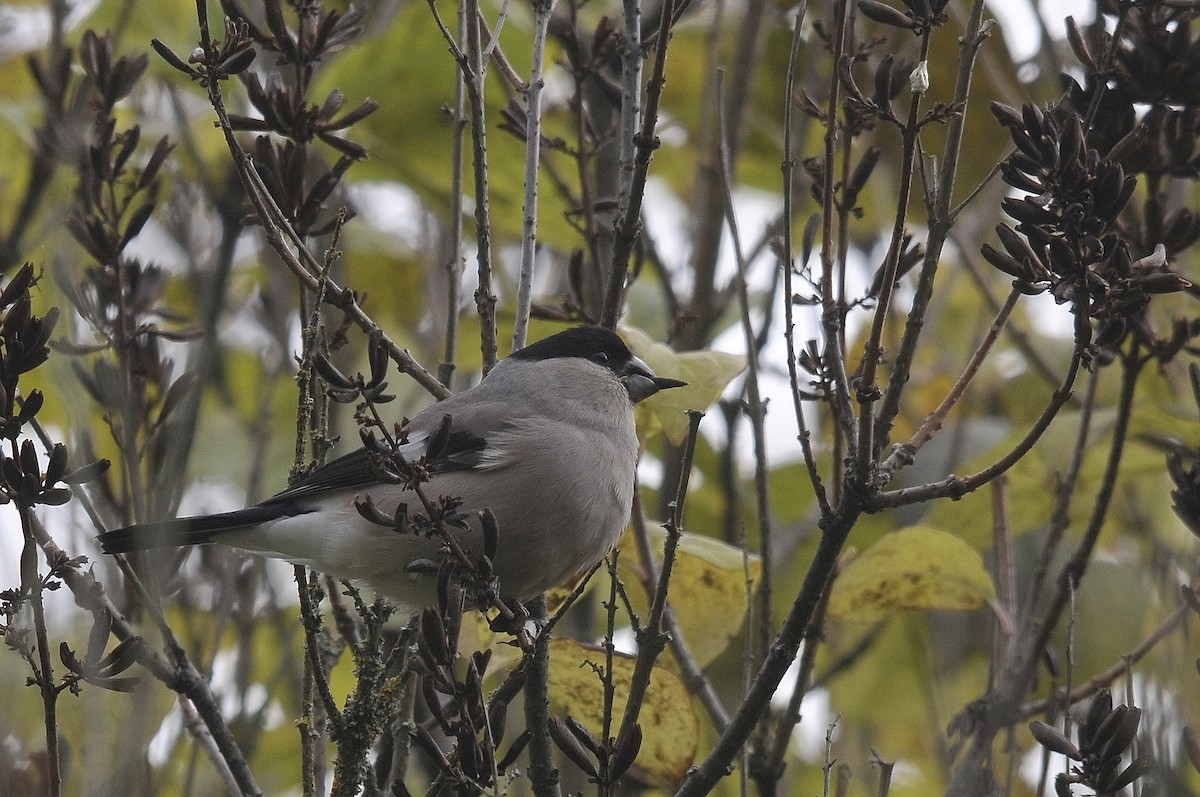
xmin=98 ymin=504 xmax=293 ymax=553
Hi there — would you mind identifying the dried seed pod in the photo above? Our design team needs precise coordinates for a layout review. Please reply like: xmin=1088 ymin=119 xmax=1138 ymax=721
xmin=1030 ymin=721 xmax=1081 ymax=760
xmin=990 ymin=101 xmax=1024 ymax=130
xmin=1014 ymin=279 xmax=1049 ymax=296
xmin=496 ymin=729 xmax=531 ymax=773
xmin=564 ymin=715 xmax=599 ymax=753
xmin=610 ymin=724 xmax=644 ymax=780
xmin=872 ymin=54 xmax=897 ymax=105
xmin=996 ymin=224 xmax=1048 ymax=277
xmin=1098 ymin=706 xmax=1142 ymax=762
xmin=1038 ymin=134 xmax=1061 ymax=173
xmin=151 ymin=38 xmax=198 ymax=76
xmin=1046 ymin=237 xmax=1078 ymax=277
xmin=549 ymin=717 xmax=599 ymax=778
xmin=1102 ymin=753 xmax=1151 ymax=793
xmin=413 ymin=725 xmax=454 ymax=776
xmin=1022 ymin=102 xmax=1046 ymax=137
xmin=1000 ymin=161 xmax=1043 ymax=194
xmin=1003 ymin=197 xmax=1060 ymax=227
xmin=420 ymin=607 xmax=450 ymax=665
xmin=1084 ymin=699 xmax=1124 ymax=751
xmin=981 ymin=243 xmax=1033 ymax=281
xmin=487 ymin=700 xmax=508 ymax=744
xmin=1093 ymin=318 xmax=1127 ymax=349
xmin=458 ymin=725 xmax=483 ymax=779
xmin=421 ymin=676 xmax=453 ymax=734
xmin=0 ymin=264 xmax=35 ymax=311
xmin=1059 ymin=115 xmax=1083 ymax=169
xmin=481 ymin=507 xmax=500 ymax=561
xmin=218 ymin=45 xmax=257 ymax=76
xmin=1106 ymin=123 xmax=1147 ymax=163
xmin=1065 ymin=16 xmax=1096 ymax=71
xmin=904 ymin=0 xmax=931 ymax=18
xmin=837 ymin=53 xmax=866 ymax=103
xmin=492 ymin=670 xmax=527 ymax=706
xmin=846 ymin=147 xmax=881 ymax=207
xmin=1099 ymin=173 xmax=1137 ymax=221
xmin=45 ymin=441 xmax=68 ymax=486
xmin=1138 ymin=272 xmax=1189 ymax=294
xmin=62 ymin=457 xmax=109 ymax=486
xmin=354 ymin=494 xmax=393 ymax=526
xmin=858 ymin=0 xmax=916 ymax=29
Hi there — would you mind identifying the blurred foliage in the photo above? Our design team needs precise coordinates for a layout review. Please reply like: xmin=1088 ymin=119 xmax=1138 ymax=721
xmin=0 ymin=1 xmax=1198 ymax=796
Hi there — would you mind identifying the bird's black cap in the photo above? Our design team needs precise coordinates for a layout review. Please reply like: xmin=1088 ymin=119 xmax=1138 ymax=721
xmin=510 ymin=326 xmax=633 ymax=366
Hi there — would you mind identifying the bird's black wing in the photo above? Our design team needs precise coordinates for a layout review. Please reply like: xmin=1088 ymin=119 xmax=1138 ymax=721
xmin=263 ymin=420 xmax=489 ymax=505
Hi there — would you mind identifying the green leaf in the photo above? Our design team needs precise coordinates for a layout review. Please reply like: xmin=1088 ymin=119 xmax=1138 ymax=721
xmin=546 ymin=638 xmax=698 ymax=786
xmin=616 ymin=523 xmax=760 ymax=669
xmin=620 ymin=325 xmax=746 ymax=444
xmin=827 ymin=525 xmax=996 ymax=621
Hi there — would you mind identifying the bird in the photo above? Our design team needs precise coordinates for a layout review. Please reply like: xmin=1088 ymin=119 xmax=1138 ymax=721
xmin=99 ymin=326 xmax=686 ymax=610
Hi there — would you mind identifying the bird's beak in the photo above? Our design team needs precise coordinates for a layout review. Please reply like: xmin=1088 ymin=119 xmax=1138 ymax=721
xmin=622 ymin=356 xmax=687 ymax=403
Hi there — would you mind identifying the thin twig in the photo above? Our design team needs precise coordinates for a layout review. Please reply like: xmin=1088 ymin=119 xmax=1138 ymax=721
xmin=616 ymin=0 xmax=643 ymax=227
xmin=1031 ymin=352 xmax=1147 ymax=672
xmin=20 ymin=504 xmax=61 ymax=797
xmin=616 ymin=411 xmax=704 ymax=747
xmin=31 ymin=511 xmax=262 ymax=795
xmin=439 ymin=0 xmax=471 ymax=389
xmin=671 ymin=0 xmax=772 ymax=351
xmin=989 ymin=475 xmax=1015 ymax=688
xmin=524 ymin=596 xmax=562 ymax=797
xmin=476 ymin=11 xmax=526 ymax=91
xmin=876 ymin=287 xmax=1022 ymax=484
xmin=425 ymin=0 xmax=467 ymax=64
xmin=464 ymin=0 xmax=499 ymax=370
xmin=629 ymin=504 xmax=731 ymax=732
xmin=941 ymin=350 xmax=1140 ymax=796
xmin=178 ymin=695 xmax=243 ymax=797
xmin=1019 ymin=600 xmax=1193 ymax=718
xmin=291 ymin=214 xmax=344 ymax=737
xmin=602 ymin=549 xmax=622 ymax=749
xmin=867 ymin=344 xmax=1082 ymax=510
xmin=1027 ymin=370 xmax=1100 ymax=614
xmin=853 ymin=28 xmax=932 ymax=485
xmin=299 ymin=615 xmax=318 ymax=797
xmin=816 ymin=0 xmax=857 ymax=450
xmin=601 ymin=0 xmax=679 ymax=328
xmin=759 ymin=553 xmax=834 ymax=790
xmin=777 ymin=2 xmax=826 ymax=515
xmin=296 ymin=568 xmax=342 ymax=727
xmin=675 ymin=461 xmax=867 ymax=797
xmin=512 ymin=0 xmax=554 ymax=351
xmin=874 ymin=3 xmax=994 ymax=450
xmin=953 ymin=232 xmax=1069 ymax=394
xmin=714 ymin=67 xmax=777 ymax=763
xmin=480 ymin=0 xmax=510 ymax=58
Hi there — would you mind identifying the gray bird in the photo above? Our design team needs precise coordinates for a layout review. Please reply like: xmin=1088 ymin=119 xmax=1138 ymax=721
xmin=99 ymin=326 xmax=685 ymax=609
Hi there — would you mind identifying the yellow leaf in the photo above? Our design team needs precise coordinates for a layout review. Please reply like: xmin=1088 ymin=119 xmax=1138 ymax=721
xmin=547 ymin=638 xmax=698 ymax=785
xmin=827 ymin=525 xmax=996 ymax=621
xmin=619 ymin=326 xmax=746 ymax=444
xmin=617 ymin=524 xmax=760 ymax=669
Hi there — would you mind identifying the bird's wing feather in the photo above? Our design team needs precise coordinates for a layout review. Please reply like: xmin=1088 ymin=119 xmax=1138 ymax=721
xmin=263 ymin=410 xmax=497 ymax=506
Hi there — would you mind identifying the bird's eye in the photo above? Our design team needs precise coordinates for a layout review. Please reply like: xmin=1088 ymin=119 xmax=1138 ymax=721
xmin=593 ymin=351 xmax=610 ymax=365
